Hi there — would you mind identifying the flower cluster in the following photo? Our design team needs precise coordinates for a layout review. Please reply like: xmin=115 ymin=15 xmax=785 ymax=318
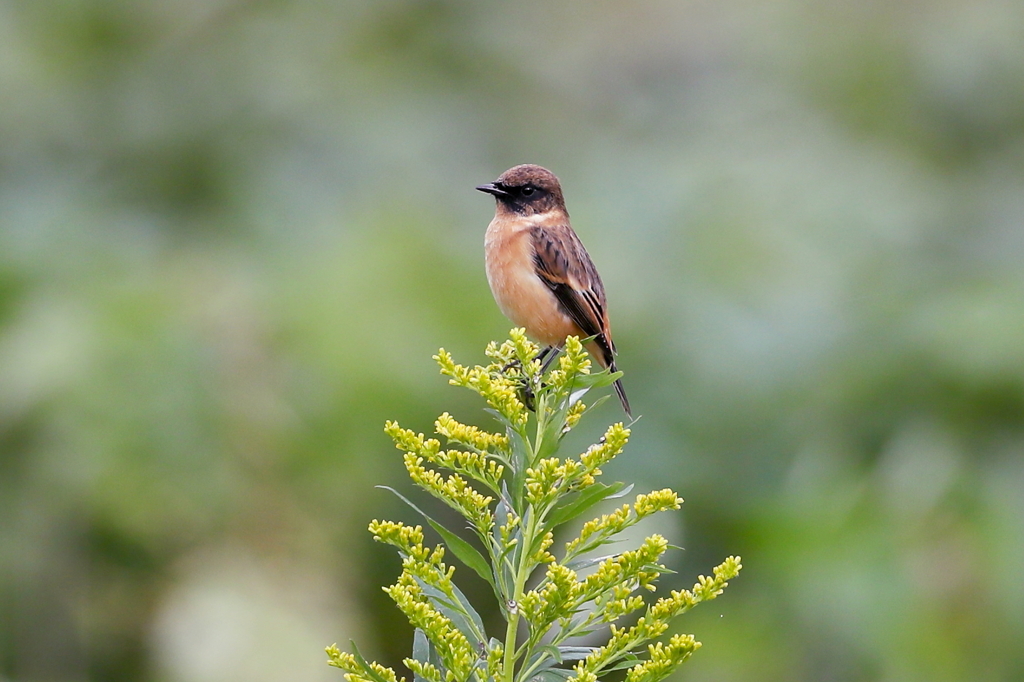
xmin=435 ymin=349 xmax=529 ymax=428
xmin=565 ymin=489 xmax=682 ymax=559
xmin=369 ymin=520 xmax=428 ymax=559
xmin=568 ymin=555 xmax=743 ymax=682
xmin=623 ymin=635 xmax=701 ymax=682
xmin=546 ymin=336 xmax=592 ymax=390
xmin=386 ymin=576 xmax=477 ymax=681
xmin=327 ymin=647 xmax=404 ymax=682
xmin=579 ymin=423 xmax=630 ymax=476
xmin=435 ymin=412 xmax=509 ymax=453
xmin=328 ymin=332 xmax=741 ymax=682
xmin=386 ymin=419 xmax=506 ymax=492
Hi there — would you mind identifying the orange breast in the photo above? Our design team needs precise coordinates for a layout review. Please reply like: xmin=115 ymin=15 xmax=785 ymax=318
xmin=484 ymin=217 xmax=582 ymax=347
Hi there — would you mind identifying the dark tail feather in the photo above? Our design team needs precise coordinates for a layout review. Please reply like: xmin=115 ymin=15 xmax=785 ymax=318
xmin=609 ymin=362 xmax=631 ymax=418
xmin=592 ymin=335 xmax=632 ymax=418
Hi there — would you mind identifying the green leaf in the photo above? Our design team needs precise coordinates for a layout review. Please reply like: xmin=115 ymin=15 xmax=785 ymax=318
xmin=497 ymin=420 xmax=530 ymax=507
xmin=536 ymin=413 xmax=567 ymax=460
xmin=569 ymin=367 xmax=623 ymax=390
xmin=409 ymin=630 xmax=437 ymax=682
xmin=606 ymin=483 xmax=635 ymax=500
xmin=527 ymin=669 xmax=576 ymax=682
xmin=650 ymin=565 xmax=677 ymax=575
xmin=545 ymin=482 xmax=627 ymax=529
xmin=483 ymin=407 xmax=513 ymax=432
xmin=548 ymin=365 xmax=622 ymax=413
xmin=412 ymin=628 xmax=429 ymax=663
xmin=523 ymin=647 xmax=558 ymax=678
xmin=491 ymin=492 xmax=517 ymax=596
xmin=415 ymin=580 xmax=487 ymax=648
xmin=557 ymin=646 xmax=597 ymax=661
xmin=537 ymin=644 xmax=561 ymax=663
xmin=378 ymin=486 xmax=494 ymax=588
xmin=567 ymin=387 xmax=591 ymax=405
xmin=349 ymin=641 xmax=394 ymax=682
xmin=580 ymin=394 xmax=611 ymax=416
xmin=493 ymin=496 xmax=510 ymax=546
xmin=565 ymin=554 xmax=616 ymax=571
xmin=449 ymin=578 xmax=487 ymax=638
xmin=603 ymin=653 xmax=643 ymax=672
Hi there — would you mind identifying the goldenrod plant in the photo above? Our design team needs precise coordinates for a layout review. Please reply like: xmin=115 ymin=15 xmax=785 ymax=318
xmin=327 ymin=330 xmax=741 ymax=682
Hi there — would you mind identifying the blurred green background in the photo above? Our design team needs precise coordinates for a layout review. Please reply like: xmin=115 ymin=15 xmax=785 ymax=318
xmin=2 ymin=1 xmax=1024 ymax=681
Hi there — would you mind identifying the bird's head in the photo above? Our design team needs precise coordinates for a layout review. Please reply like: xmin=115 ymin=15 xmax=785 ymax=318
xmin=476 ymin=164 xmax=567 ymax=216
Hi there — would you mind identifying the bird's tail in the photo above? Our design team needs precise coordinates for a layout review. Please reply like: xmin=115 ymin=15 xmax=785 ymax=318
xmin=587 ymin=338 xmax=632 ymax=418
xmin=609 ymin=361 xmax=632 ymax=419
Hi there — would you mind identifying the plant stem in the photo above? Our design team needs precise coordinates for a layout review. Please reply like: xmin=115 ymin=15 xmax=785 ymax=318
xmin=501 ymin=511 xmax=537 ymax=682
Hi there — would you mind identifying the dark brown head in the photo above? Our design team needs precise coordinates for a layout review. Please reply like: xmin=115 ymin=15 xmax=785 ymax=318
xmin=476 ymin=164 xmax=567 ymax=216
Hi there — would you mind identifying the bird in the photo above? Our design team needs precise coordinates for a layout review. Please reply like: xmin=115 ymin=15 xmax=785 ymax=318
xmin=476 ymin=164 xmax=631 ymax=417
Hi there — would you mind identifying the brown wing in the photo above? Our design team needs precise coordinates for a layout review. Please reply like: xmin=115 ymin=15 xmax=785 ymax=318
xmin=531 ymin=223 xmax=632 ymax=417
xmin=530 ymin=224 xmax=616 ymax=358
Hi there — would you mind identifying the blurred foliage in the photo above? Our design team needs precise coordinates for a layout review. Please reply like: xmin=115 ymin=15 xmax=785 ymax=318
xmin=1 ymin=1 xmax=1023 ymax=681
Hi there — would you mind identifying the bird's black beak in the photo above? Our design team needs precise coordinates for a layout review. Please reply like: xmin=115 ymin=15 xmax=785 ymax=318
xmin=476 ymin=182 xmax=509 ymax=198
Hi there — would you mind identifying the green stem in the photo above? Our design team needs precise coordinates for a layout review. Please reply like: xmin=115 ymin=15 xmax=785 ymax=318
xmin=501 ymin=511 xmax=537 ymax=682
xmin=532 ymin=385 xmax=548 ymax=464
xmin=501 ymin=370 xmax=554 ymax=682
xmin=516 ymin=646 xmax=553 ymax=681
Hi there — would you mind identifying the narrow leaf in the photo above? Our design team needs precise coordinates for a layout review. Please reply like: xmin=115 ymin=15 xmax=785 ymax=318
xmin=378 ymin=486 xmax=494 ymax=588
xmin=412 ymin=629 xmax=430 ymax=664
xmin=508 ymin=429 xmax=529 ymax=502
xmin=565 ymin=554 xmax=617 ymax=571
xmin=528 ymin=669 xmax=576 ymax=682
xmin=605 ymin=483 xmax=635 ymax=500
xmin=568 ymin=387 xmax=591 ymax=405
xmin=409 ymin=630 xmax=434 ymax=682
xmin=557 ymin=646 xmax=598 ymax=661
xmin=537 ymin=414 xmax=567 ymax=460
xmin=414 ymin=581 xmax=487 ymax=648
xmin=566 ymin=368 xmax=622 ymax=391
xmin=417 ymin=583 xmax=485 ymax=649
xmin=580 ymin=394 xmax=611 ymax=415
xmin=483 ymin=407 xmax=513 ymax=432
xmin=604 ymin=654 xmax=643 ymax=672
xmin=450 ymin=581 xmax=487 ymax=640
xmin=538 ymin=644 xmax=562 ymax=663
xmin=546 ymin=482 xmax=625 ymax=528
xmin=523 ymin=648 xmax=558 ymax=676
xmin=493 ymin=497 xmax=510 ymax=546
xmin=349 ymin=641 xmax=393 ymax=682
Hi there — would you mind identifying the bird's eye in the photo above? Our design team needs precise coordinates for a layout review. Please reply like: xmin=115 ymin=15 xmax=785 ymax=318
xmin=521 ymin=185 xmax=535 ymax=196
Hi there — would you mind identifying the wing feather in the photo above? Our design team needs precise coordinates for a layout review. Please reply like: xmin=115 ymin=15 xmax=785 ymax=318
xmin=530 ymin=222 xmax=631 ymax=417
xmin=530 ymin=224 xmax=613 ymax=357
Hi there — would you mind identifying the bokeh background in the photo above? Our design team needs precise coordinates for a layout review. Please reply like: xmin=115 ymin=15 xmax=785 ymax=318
xmin=3 ymin=1 xmax=1024 ymax=681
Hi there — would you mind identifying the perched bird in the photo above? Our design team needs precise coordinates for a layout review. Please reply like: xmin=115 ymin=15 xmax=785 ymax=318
xmin=476 ymin=164 xmax=631 ymax=417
